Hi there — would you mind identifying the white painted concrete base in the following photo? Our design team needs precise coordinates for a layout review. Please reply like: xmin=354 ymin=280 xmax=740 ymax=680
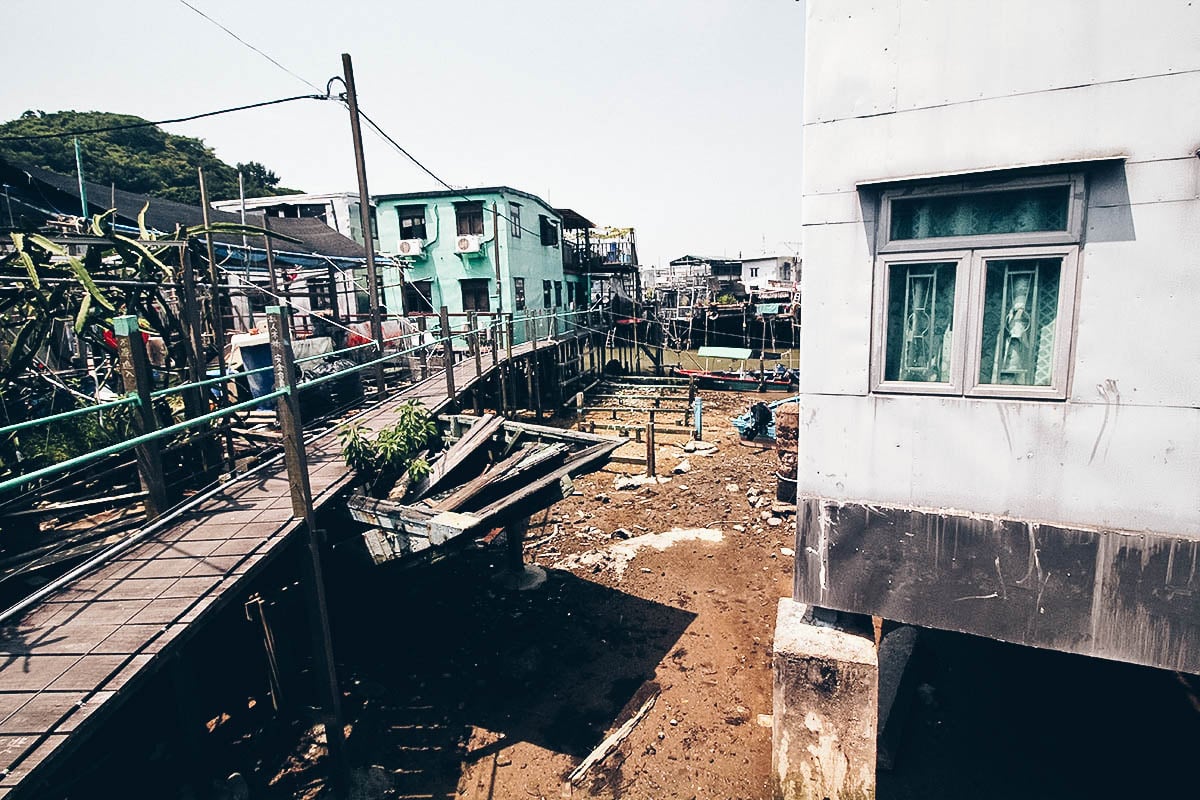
xmin=493 ymin=565 xmax=548 ymax=592
xmin=772 ymin=598 xmax=878 ymax=800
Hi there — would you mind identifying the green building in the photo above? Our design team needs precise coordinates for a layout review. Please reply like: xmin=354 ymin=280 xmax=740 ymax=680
xmin=373 ymin=187 xmax=591 ymax=344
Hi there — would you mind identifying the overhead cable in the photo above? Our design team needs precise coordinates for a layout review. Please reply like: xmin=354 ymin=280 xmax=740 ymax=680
xmin=0 ymin=95 xmax=328 ymax=142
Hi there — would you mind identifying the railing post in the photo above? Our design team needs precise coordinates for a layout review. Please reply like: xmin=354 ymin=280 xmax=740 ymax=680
xmin=417 ymin=316 xmax=429 ymax=380
xmin=469 ymin=311 xmax=482 ymax=380
xmin=264 ymin=305 xmax=348 ymax=788
xmin=646 ymin=415 xmax=657 ymax=477
xmin=113 ymin=315 xmax=168 ymax=519
xmin=505 ymin=314 xmax=514 ymax=362
xmin=439 ymin=306 xmax=456 ymax=402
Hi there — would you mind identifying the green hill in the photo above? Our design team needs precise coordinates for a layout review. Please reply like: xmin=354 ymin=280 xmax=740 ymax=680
xmin=0 ymin=110 xmax=300 ymax=206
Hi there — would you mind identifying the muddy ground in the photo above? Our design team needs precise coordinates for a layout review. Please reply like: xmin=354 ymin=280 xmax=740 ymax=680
xmin=309 ymin=388 xmax=792 ymax=800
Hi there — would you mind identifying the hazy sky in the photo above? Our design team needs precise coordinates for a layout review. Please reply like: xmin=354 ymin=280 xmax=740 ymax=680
xmin=1 ymin=1 xmax=805 ymax=267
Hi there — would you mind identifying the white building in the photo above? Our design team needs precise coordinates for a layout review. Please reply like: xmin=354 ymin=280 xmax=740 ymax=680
xmin=740 ymin=255 xmax=799 ymax=296
xmin=211 ymin=192 xmax=377 ymax=249
xmin=793 ymin=0 xmax=1200 ymax=674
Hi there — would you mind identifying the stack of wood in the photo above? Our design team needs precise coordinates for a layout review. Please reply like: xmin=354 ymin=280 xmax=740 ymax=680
xmin=348 ymin=414 xmax=622 ymax=565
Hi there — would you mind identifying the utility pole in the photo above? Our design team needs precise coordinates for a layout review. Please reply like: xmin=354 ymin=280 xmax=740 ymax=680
xmin=73 ymin=138 xmax=89 ymax=219
xmin=341 ymin=52 xmax=387 ymax=395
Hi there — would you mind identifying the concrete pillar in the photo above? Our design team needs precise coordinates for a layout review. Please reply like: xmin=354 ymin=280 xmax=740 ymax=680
xmin=773 ymin=598 xmax=877 ymax=800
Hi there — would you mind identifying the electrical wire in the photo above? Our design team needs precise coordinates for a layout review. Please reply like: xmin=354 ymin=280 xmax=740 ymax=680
xmin=353 ymin=107 xmax=552 ymax=241
xmin=0 ymin=95 xmax=328 ymax=142
xmin=177 ymin=0 xmax=323 ymax=93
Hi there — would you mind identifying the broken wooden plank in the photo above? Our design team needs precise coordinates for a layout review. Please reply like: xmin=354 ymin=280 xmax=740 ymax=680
xmin=429 ymin=444 xmax=537 ymax=512
xmin=410 ymin=414 xmax=504 ymax=500
xmin=565 ymin=690 xmax=659 ymax=788
xmin=346 ymin=494 xmax=436 ymax=532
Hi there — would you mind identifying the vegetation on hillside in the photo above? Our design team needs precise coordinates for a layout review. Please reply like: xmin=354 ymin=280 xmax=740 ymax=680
xmin=0 ymin=110 xmax=300 ymax=206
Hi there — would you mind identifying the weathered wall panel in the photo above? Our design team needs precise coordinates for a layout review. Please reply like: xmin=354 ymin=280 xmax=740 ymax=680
xmin=796 ymin=222 xmax=874 ymax=396
xmin=796 ymin=393 xmax=1200 ymax=537
xmin=794 ymin=500 xmax=1200 ymax=674
xmin=1072 ymin=199 xmax=1200 ymax=408
xmin=802 ymin=70 xmax=1200 ymax=194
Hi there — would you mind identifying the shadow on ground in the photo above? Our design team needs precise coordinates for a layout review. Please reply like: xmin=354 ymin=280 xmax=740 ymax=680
xmin=312 ymin=544 xmax=696 ymax=798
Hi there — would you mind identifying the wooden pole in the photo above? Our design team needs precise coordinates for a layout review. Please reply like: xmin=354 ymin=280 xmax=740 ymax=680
xmin=417 ymin=316 xmax=429 ymax=379
xmin=113 ymin=315 xmax=168 ymax=518
xmin=264 ymin=305 xmax=348 ymax=795
xmin=341 ymin=53 xmax=387 ymax=395
xmin=178 ymin=242 xmax=219 ymax=476
xmin=197 ymin=168 xmax=231 ymax=382
xmin=645 ymin=416 xmax=656 ymax=477
xmin=576 ymin=391 xmax=585 ymax=431
xmin=439 ymin=305 xmax=456 ymax=402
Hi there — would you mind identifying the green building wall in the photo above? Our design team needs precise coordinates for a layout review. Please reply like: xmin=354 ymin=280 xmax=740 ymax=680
xmin=373 ymin=187 xmax=589 ymax=346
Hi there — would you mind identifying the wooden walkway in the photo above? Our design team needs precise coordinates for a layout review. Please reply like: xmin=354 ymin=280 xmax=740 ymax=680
xmin=0 ymin=336 xmax=569 ymax=797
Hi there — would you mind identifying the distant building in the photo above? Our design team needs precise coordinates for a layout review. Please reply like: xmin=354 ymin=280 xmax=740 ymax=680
xmin=211 ymin=191 xmax=378 ymax=251
xmin=795 ymin=0 xmax=1200 ymax=674
xmin=663 ymin=255 xmax=744 ymax=299
xmin=373 ymin=187 xmax=581 ymax=343
xmin=740 ymin=255 xmax=799 ymax=296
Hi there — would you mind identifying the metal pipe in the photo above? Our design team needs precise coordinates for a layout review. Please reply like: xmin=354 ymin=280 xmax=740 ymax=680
xmin=0 ymin=394 xmax=139 ymax=438
xmin=0 ymin=389 xmax=288 ymax=495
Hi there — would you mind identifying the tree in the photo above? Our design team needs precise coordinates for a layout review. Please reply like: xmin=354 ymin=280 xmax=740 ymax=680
xmin=0 ymin=110 xmax=301 ymax=206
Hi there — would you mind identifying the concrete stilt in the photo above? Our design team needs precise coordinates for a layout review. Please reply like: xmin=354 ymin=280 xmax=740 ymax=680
xmin=772 ymin=598 xmax=878 ymax=800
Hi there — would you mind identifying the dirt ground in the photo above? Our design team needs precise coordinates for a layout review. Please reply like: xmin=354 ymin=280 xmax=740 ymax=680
xmin=303 ymin=388 xmax=793 ymax=800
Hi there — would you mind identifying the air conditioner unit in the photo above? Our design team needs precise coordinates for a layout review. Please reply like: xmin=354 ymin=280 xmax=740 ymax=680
xmin=396 ymin=238 xmax=424 ymax=257
xmin=455 ymin=234 xmax=482 ymax=254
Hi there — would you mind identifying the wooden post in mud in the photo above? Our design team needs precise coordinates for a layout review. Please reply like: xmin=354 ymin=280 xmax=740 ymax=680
xmin=645 ymin=416 xmax=657 ymax=477
xmin=440 ymin=306 xmax=456 ymax=402
xmin=264 ymin=305 xmax=348 ymax=794
xmin=417 ymin=316 xmax=429 ymax=380
xmin=505 ymin=516 xmax=530 ymax=574
xmin=114 ymin=315 xmax=168 ymax=519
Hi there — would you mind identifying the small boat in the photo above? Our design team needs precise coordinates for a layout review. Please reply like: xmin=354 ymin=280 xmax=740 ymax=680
xmin=670 ymin=346 xmax=797 ymax=392
xmin=671 ymin=367 xmax=794 ymax=392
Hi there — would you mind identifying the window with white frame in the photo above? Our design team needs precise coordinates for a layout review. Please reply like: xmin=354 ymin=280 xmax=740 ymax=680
xmin=871 ymin=174 xmax=1082 ymax=400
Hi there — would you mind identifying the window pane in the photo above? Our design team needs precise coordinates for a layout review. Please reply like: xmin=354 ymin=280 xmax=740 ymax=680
xmin=890 ymin=185 xmax=1069 ymax=241
xmin=884 ymin=262 xmax=957 ymax=383
xmin=978 ymin=258 xmax=1061 ymax=386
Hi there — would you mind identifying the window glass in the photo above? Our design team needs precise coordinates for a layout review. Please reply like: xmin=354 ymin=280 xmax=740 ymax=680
xmin=539 ymin=215 xmax=559 ymax=246
xmin=554 ymin=280 xmax=563 ymax=307
xmin=543 ymin=279 xmax=552 ymax=309
xmin=513 ymin=277 xmax=526 ymax=310
xmin=884 ymin=261 xmax=957 ymax=383
xmin=403 ymin=279 xmax=433 ymax=314
xmin=308 ymin=277 xmax=333 ymax=310
xmin=455 ymin=201 xmax=485 ymax=236
xmin=460 ymin=278 xmax=490 ymax=312
xmin=397 ymin=205 xmax=427 ymax=239
xmin=978 ymin=258 xmax=1061 ymax=386
xmin=890 ymin=185 xmax=1069 ymax=241
xmin=510 ymin=203 xmax=522 ymax=238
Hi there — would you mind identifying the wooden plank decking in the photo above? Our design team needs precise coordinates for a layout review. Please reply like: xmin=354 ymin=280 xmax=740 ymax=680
xmin=0 ymin=336 xmax=571 ymax=797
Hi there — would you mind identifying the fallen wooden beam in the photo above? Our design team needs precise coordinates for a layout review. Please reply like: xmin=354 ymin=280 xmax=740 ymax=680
xmin=410 ymin=414 xmax=504 ymax=500
xmin=565 ymin=690 xmax=659 ymax=789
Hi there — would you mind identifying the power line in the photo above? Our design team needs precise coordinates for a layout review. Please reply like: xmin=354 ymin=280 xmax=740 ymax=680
xmin=177 ymin=0 xmax=323 ymax=93
xmin=0 ymin=95 xmax=327 ymax=142
xmin=350 ymin=105 xmax=549 ymax=241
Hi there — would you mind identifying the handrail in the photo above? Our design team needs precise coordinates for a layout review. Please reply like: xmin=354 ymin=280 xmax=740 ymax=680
xmin=150 ymin=365 xmax=275 ymax=399
xmin=298 ymin=338 xmax=432 ymax=390
xmin=0 ymin=394 xmax=140 ymax=439
xmin=294 ymin=340 xmax=378 ymax=364
xmin=0 ymin=388 xmax=289 ymax=495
